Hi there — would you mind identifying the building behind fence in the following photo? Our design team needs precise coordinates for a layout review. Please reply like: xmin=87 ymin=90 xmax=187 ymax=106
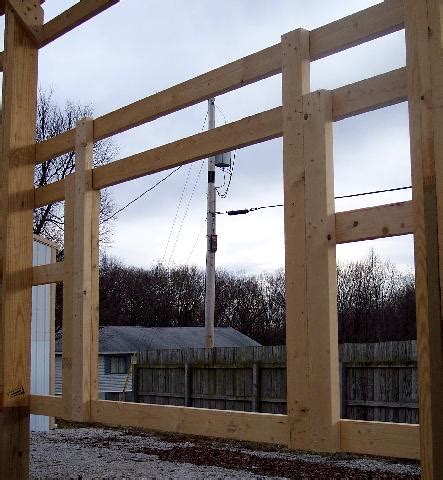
xmin=133 ymin=341 xmax=418 ymax=423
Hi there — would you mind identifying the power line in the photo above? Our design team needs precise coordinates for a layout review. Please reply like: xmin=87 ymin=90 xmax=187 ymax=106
xmin=167 ymin=160 xmax=205 ymax=266
xmin=164 ymin=110 xmax=209 ymax=265
xmin=102 ymin=166 xmax=182 ymax=222
xmin=216 ymin=185 xmax=413 ymax=216
xmin=335 ymin=185 xmax=411 ymax=199
xmin=161 ymin=164 xmax=194 ymax=263
xmin=105 ymin=109 xmax=210 ymax=225
xmin=186 ymin=217 xmax=207 ymax=264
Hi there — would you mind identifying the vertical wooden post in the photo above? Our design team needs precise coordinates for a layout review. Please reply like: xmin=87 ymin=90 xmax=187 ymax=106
xmin=282 ymin=28 xmax=311 ymax=451
xmin=306 ymin=90 xmax=339 ymax=451
xmin=405 ymin=1 xmax=443 ymax=477
xmin=252 ymin=363 xmax=260 ymax=412
xmin=62 ymin=118 xmax=99 ymax=421
xmin=0 ymin=3 xmax=41 ymax=477
xmin=283 ymin=29 xmax=339 ymax=452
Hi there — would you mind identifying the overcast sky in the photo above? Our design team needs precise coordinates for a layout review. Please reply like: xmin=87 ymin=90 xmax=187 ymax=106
xmin=5 ymin=1 xmax=414 ymax=274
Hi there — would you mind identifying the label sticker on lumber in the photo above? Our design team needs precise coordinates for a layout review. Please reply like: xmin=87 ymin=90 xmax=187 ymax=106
xmin=8 ymin=385 xmax=25 ymax=398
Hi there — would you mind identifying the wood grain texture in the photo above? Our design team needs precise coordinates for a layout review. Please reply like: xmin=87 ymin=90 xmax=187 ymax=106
xmin=35 ymin=43 xmax=282 ymax=164
xmin=335 ymin=201 xmax=413 ymax=244
xmin=30 ymin=394 xmax=63 ymax=418
xmin=34 ymin=178 xmax=65 ymax=208
xmin=332 ymin=67 xmax=407 ymax=121
xmin=310 ymin=0 xmax=405 ymax=60
xmin=65 ymin=118 xmax=95 ymax=422
xmin=32 ymin=261 xmax=64 ymax=285
xmin=0 ymin=3 xmax=39 ymax=477
xmin=340 ymin=419 xmax=419 ymax=459
xmin=91 ymin=400 xmax=289 ymax=445
xmin=7 ymin=0 xmax=43 ymax=45
xmin=41 ymin=0 xmax=119 ymax=47
xmin=282 ymin=28 xmax=311 ymax=451
xmin=405 ymin=0 xmax=443 ymax=477
xmin=62 ymin=174 xmax=75 ymax=420
xmin=93 ymin=108 xmax=283 ymax=189
xmin=303 ymin=90 xmax=340 ymax=452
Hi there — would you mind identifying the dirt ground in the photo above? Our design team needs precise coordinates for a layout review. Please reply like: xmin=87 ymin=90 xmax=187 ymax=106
xmin=30 ymin=424 xmax=420 ymax=479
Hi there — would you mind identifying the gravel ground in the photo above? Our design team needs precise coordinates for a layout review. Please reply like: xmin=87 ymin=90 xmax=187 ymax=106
xmin=31 ymin=426 xmax=421 ymax=479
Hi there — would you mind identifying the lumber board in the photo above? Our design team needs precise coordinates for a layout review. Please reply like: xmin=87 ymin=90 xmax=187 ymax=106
xmin=310 ymin=0 xmax=405 ymax=60
xmin=93 ymin=107 xmax=283 ymax=189
xmin=35 ymin=130 xmax=75 ymax=166
xmin=405 ymin=0 xmax=443 ymax=477
xmin=61 ymin=174 xmax=75 ymax=420
xmin=91 ymin=400 xmax=289 ymax=445
xmin=335 ymin=201 xmax=413 ymax=244
xmin=281 ymin=29 xmax=311 ymax=451
xmin=35 ymin=43 xmax=281 ymax=164
xmin=332 ymin=67 xmax=407 ymax=121
xmin=0 ymin=4 xmax=40 ymax=477
xmin=7 ymin=0 xmax=43 ymax=45
xmin=32 ymin=261 xmax=64 ymax=285
xmin=29 ymin=394 xmax=63 ymax=418
xmin=303 ymin=90 xmax=340 ymax=452
xmin=90 ymin=186 xmax=100 ymax=401
xmin=34 ymin=178 xmax=65 ymax=208
xmin=340 ymin=420 xmax=420 ymax=460
xmin=63 ymin=119 xmax=96 ymax=422
xmin=0 ymin=0 xmax=45 ymax=16
xmin=40 ymin=0 xmax=119 ymax=47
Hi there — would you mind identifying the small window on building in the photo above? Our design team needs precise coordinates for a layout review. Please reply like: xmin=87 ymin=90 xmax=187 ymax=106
xmin=105 ymin=355 xmax=129 ymax=374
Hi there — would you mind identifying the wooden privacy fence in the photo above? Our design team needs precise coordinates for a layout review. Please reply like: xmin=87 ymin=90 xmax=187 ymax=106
xmin=133 ymin=342 xmax=418 ymax=423
xmin=2 ymin=1 xmax=443 ymax=477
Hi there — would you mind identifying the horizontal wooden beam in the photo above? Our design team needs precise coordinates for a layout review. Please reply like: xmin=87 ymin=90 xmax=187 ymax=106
xmin=32 ymin=261 xmax=64 ymax=285
xmin=35 ymin=43 xmax=282 ymax=164
xmin=335 ymin=201 xmax=413 ymax=244
xmin=29 ymin=394 xmax=63 ymax=418
xmin=91 ymin=400 xmax=289 ymax=445
xmin=34 ymin=179 xmax=65 ymax=208
xmin=32 ymin=68 xmax=408 ymax=204
xmin=93 ymin=107 xmax=283 ymax=189
xmin=340 ymin=419 xmax=420 ymax=460
xmin=332 ymin=67 xmax=407 ymax=121
xmin=310 ymin=0 xmax=405 ymax=60
xmin=40 ymin=0 xmax=119 ymax=47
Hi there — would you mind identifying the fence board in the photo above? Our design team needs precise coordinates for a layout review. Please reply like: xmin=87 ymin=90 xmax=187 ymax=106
xmin=134 ymin=342 xmax=418 ymax=422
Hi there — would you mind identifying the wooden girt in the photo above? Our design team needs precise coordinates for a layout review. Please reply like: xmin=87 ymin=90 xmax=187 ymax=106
xmin=0 ymin=0 xmax=119 ymax=69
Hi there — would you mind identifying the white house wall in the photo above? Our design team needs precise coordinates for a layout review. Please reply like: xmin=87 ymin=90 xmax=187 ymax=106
xmin=55 ymin=354 xmax=132 ymax=395
xmin=31 ymin=240 xmax=54 ymax=432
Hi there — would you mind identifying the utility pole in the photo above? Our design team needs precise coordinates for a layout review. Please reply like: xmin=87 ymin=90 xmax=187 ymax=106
xmin=205 ymin=98 xmax=216 ymax=348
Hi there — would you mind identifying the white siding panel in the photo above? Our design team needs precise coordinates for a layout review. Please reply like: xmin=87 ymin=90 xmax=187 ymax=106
xmin=55 ymin=354 xmax=132 ymax=394
xmin=30 ymin=240 xmax=53 ymax=432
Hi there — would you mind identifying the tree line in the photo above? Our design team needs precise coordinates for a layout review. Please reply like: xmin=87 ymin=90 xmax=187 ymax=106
xmin=56 ymin=250 xmax=416 ymax=345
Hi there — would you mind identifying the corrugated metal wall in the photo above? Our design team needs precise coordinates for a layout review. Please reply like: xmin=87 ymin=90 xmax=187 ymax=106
xmin=31 ymin=239 xmax=54 ymax=431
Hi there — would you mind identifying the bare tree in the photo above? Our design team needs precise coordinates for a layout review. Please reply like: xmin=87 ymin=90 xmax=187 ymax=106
xmin=34 ymin=89 xmax=118 ymax=248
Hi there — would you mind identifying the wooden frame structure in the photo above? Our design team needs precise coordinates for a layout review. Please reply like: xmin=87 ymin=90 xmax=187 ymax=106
xmin=0 ymin=0 xmax=442 ymax=478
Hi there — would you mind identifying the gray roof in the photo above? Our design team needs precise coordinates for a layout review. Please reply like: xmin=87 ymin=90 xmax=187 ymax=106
xmin=55 ymin=326 xmax=260 ymax=353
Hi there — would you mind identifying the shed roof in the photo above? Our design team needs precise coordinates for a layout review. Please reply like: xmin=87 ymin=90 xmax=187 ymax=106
xmin=55 ymin=326 xmax=260 ymax=353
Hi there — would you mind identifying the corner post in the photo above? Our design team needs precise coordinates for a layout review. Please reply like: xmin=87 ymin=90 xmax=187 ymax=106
xmin=405 ymin=1 xmax=443 ymax=477
xmin=0 ymin=2 xmax=42 ymax=477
